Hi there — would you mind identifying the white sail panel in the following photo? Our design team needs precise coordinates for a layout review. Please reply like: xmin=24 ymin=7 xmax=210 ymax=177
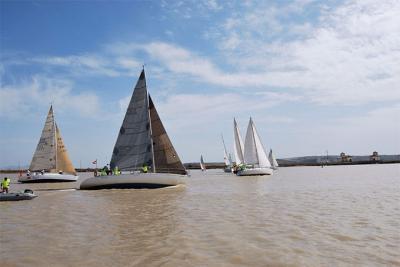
xmin=200 ymin=155 xmax=206 ymax=171
xmin=252 ymin=120 xmax=271 ymax=168
xmin=55 ymin=123 xmax=77 ymax=175
xmin=233 ymin=118 xmax=244 ymax=165
xmin=243 ymin=119 xmax=258 ymax=166
xmin=30 ymin=106 xmax=56 ymax=171
xmin=110 ymin=70 xmax=153 ymax=171
xmin=222 ymin=135 xmax=231 ymax=166
xmin=269 ymin=149 xmax=278 ymax=169
xmin=223 ymin=149 xmax=230 ymax=166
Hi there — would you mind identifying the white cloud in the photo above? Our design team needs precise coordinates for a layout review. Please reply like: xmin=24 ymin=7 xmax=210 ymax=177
xmin=5 ymin=0 xmax=400 ymax=108
xmin=31 ymin=53 xmax=141 ymax=77
xmin=141 ymin=0 xmax=400 ymax=105
xmin=0 ymin=76 xmax=101 ymax=118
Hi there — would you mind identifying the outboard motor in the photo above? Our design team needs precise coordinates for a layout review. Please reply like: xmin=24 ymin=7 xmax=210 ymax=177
xmin=24 ymin=189 xmax=34 ymax=194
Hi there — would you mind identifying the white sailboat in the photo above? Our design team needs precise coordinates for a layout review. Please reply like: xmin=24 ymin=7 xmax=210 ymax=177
xmin=19 ymin=106 xmax=78 ymax=183
xmin=80 ymin=69 xmax=187 ymax=190
xmin=200 ymin=155 xmax=206 ymax=171
xmin=222 ymin=134 xmax=232 ymax=173
xmin=269 ymin=149 xmax=279 ymax=170
xmin=237 ymin=118 xmax=273 ymax=176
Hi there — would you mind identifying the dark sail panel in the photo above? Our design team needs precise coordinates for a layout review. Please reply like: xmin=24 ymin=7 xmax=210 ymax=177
xmin=149 ymin=96 xmax=186 ymax=175
xmin=110 ymin=70 xmax=153 ymax=171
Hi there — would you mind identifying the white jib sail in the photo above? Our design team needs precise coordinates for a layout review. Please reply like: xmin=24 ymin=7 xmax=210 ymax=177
xmin=200 ymin=155 xmax=206 ymax=171
xmin=269 ymin=149 xmax=278 ymax=168
xmin=221 ymin=134 xmax=231 ymax=166
xmin=233 ymin=118 xmax=244 ymax=165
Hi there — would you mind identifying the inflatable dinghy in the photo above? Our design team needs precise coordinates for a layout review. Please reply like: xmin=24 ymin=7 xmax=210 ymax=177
xmin=0 ymin=189 xmax=37 ymax=201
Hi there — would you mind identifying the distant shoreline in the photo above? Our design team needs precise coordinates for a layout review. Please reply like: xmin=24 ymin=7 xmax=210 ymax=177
xmin=1 ymin=160 xmax=399 ymax=173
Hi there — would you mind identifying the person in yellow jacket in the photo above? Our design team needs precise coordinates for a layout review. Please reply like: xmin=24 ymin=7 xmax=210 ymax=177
xmin=113 ymin=166 xmax=120 ymax=175
xmin=142 ymin=164 xmax=148 ymax=173
xmin=1 ymin=177 xmax=10 ymax=193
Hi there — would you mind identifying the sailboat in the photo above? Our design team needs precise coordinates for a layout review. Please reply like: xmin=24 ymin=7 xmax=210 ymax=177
xmin=268 ymin=149 xmax=279 ymax=170
xmin=221 ymin=134 xmax=232 ymax=173
xmin=80 ymin=69 xmax=187 ymax=190
xmin=237 ymin=118 xmax=273 ymax=176
xmin=18 ymin=106 xmax=78 ymax=183
xmin=233 ymin=118 xmax=245 ymax=174
xmin=200 ymin=155 xmax=206 ymax=171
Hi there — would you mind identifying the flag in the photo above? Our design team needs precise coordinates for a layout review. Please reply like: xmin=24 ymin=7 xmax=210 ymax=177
xmin=92 ymin=160 xmax=97 ymax=164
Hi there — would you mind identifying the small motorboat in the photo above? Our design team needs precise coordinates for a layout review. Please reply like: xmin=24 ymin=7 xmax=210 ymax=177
xmin=0 ymin=189 xmax=38 ymax=201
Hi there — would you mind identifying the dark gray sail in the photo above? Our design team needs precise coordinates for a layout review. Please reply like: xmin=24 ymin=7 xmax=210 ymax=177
xmin=110 ymin=70 xmax=153 ymax=171
xmin=149 ymin=96 xmax=187 ymax=175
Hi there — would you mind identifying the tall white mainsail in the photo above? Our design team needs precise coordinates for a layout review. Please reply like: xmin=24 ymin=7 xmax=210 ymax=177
xmin=269 ymin=149 xmax=279 ymax=170
xmin=110 ymin=69 xmax=186 ymax=175
xmin=200 ymin=155 xmax=206 ymax=171
xmin=30 ymin=106 xmax=56 ymax=171
xmin=233 ymin=118 xmax=245 ymax=165
xmin=243 ymin=118 xmax=271 ymax=168
xmin=221 ymin=134 xmax=231 ymax=167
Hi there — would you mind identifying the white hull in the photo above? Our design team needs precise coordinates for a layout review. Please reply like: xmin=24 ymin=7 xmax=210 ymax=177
xmin=237 ymin=168 xmax=273 ymax=176
xmin=80 ymin=172 xmax=187 ymax=190
xmin=18 ymin=173 xmax=78 ymax=183
xmin=0 ymin=192 xmax=37 ymax=201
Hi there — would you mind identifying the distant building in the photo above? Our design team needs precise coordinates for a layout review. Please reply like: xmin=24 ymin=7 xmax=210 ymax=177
xmin=370 ymin=151 xmax=380 ymax=161
xmin=340 ymin=152 xmax=353 ymax=163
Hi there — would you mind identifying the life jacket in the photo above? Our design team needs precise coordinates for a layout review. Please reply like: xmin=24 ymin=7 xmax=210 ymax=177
xmin=142 ymin=166 xmax=148 ymax=173
xmin=2 ymin=179 xmax=10 ymax=188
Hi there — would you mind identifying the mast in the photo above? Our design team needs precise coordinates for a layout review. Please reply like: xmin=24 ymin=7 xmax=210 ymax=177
xmin=147 ymin=93 xmax=156 ymax=173
xmin=145 ymin=70 xmax=156 ymax=172
xmin=52 ymin=106 xmax=58 ymax=171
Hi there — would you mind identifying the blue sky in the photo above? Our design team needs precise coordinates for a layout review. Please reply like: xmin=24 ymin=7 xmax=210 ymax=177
xmin=1 ymin=0 xmax=399 ymax=168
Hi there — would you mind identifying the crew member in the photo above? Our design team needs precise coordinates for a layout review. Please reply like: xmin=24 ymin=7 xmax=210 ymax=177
xmin=142 ymin=164 xmax=148 ymax=173
xmin=1 ymin=177 xmax=10 ymax=193
xmin=113 ymin=166 xmax=120 ymax=175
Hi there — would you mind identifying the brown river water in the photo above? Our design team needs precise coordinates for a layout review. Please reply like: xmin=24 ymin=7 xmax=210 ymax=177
xmin=1 ymin=164 xmax=399 ymax=267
